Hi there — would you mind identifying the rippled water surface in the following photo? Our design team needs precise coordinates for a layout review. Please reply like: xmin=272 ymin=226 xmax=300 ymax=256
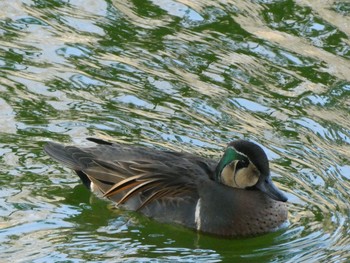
xmin=1 ymin=0 xmax=350 ymax=262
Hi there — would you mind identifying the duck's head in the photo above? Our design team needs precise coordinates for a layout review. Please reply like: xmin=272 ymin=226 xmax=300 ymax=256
xmin=215 ymin=140 xmax=287 ymax=202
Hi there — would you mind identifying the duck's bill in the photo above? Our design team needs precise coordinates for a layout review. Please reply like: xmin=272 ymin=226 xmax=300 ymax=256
xmin=256 ymin=176 xmax=288 ymax=202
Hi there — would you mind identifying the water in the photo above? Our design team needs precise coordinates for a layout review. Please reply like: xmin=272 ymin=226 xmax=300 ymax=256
xmin=1 ymin=0 xmax=350 ymax=262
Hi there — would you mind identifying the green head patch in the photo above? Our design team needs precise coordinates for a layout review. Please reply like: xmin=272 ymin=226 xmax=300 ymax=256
xmin=215 ymin=146 xmax=248 ymax=181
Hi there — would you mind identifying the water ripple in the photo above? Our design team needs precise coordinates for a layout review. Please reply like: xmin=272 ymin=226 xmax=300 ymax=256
xmin=1 ymin=0 xmax=350 ymax=262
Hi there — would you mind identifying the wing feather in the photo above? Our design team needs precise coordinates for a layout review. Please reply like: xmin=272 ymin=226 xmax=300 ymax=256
xmin=44 ymin=140 xmax=214 ymax=209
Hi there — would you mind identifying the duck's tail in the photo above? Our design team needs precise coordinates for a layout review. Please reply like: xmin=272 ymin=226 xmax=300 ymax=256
xmin=44 ymin=142 xmax=92 ymax=188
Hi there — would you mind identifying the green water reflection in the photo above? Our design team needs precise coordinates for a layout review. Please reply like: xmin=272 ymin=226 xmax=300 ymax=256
xmin=1 ymin=0 xmax=350 ymax=262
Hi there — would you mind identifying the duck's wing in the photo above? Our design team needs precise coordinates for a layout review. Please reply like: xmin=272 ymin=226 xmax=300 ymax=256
xmin=102 ymin=160 xmax=200 ymax=210
xmin=44 ymin=139 xmax=214 ymax=210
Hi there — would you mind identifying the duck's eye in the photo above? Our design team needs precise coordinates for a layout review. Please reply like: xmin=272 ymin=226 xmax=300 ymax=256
xmin=236 ymin=159 xmax=249 ymax=170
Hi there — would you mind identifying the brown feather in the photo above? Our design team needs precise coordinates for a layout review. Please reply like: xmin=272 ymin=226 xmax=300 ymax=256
xmin=103 ymin=175 xmax=142 ymax=197
xmin=117 ymin=179 xmax=162 ymax=205
xmin=136 ymin=188 xmax=174 ymax=210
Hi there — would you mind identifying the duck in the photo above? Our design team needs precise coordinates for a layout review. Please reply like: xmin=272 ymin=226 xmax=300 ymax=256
xmin=44 ymin=138 xmax=288 ymax=237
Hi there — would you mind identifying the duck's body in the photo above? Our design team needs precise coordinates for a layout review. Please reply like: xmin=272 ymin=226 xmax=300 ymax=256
xmin=44 ymin=138 xmax=288 ymax=237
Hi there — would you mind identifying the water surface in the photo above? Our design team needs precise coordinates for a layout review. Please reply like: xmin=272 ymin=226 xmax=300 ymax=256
xmin=1 ymin=0 xmax=350 ymax=262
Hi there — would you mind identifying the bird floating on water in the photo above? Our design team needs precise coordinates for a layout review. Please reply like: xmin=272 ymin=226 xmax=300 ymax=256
xmin=44 ymin=138 xmax=288 ymax=237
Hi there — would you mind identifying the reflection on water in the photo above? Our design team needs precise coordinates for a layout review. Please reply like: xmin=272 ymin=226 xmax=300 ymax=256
xmin=1 ymin=0 xmax=349 ymax=262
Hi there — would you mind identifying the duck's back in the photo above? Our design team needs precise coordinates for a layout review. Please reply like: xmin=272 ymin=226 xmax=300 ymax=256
xmin=44 ymin=138 xmax=216 ymax=176
xmin=44 ymin=138 xmax=217 ymax=199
